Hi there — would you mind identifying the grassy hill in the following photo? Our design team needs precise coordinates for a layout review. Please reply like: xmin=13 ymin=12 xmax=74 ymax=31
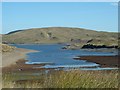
xmin=2 ymin=27 xmax=118 ymax=48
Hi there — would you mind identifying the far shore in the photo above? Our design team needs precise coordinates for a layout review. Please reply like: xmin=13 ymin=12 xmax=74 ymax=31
xmin=74 ymin=55 xmax=119 ymax=68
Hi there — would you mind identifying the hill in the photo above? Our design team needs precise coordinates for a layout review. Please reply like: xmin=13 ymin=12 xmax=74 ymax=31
xmin=2 ymin=27 xmax=118 ymax=48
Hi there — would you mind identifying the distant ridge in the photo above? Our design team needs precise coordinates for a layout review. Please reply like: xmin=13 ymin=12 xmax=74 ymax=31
xmin=2 ymin=27 xmax=118 ymax=47
xmin=6 ymin=30 xmax=23 ymax=35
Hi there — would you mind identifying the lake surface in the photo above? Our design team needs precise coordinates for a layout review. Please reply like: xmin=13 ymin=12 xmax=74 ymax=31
xmin=13 ymin=44 xmax=118 ymax=70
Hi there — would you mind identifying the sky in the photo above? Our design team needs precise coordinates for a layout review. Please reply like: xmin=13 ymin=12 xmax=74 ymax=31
xmin=2 ymin=0 xmax=120 ymax=2
xmin=2 ymin=2 xmax=118 ymax=34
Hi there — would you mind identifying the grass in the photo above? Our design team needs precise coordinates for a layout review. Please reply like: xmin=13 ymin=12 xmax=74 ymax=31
xmin=1 ymin=44 xmax=15 ymax=52
xmin=2 ymin=70 xmax=119 ymax=88
xmin=3 ymin=27 xmax=118 ymax=45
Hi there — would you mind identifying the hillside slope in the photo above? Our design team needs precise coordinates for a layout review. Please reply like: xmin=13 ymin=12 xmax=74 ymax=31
xmin=2 ymin=27 xmax=118 ymax=47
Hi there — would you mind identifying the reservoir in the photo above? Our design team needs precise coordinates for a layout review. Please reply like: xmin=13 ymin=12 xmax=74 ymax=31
xmin=13 ymin=44 xmax=118 ymax=70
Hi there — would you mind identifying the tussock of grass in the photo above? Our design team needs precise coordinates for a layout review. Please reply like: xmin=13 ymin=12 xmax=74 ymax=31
xmin=1 ymin=44 xmax=15 ymax=52
xmin=2 ymin=70 xmax=118 ymax=88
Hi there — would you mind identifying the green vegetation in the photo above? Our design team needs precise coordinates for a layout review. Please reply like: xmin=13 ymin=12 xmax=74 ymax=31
xmin=2 ymin=70 xmax=118 ymax=88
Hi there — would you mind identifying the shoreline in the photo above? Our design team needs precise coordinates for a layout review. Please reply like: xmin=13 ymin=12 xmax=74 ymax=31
xmin=2 ymin=48 xmax=38 ymax=68
xmin=2 ymin=47 xmax=54 ymax=73
xmin=2 ymin=59 xmax=54 ymax=73
xmin=74 ymin=55 xmax=119 ymax=68
xmin=2 ymin=46 xmax=118 ymax=73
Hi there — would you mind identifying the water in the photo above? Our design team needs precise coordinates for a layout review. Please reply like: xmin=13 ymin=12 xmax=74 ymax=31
xmin=13 ymin=44 xmax=118 ymax=70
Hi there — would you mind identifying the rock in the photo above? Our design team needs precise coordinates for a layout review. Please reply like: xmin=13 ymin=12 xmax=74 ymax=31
xmin=62 ymin=46 xmax=67 ymax=49
xmin=81 ymin=44 xmax=118 ymax=49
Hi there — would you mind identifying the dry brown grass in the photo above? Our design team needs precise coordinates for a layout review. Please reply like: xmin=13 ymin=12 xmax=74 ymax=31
xmin=1 ymin=44 xmax=15 ymax=52
xmin=2 ymin=70 xmax=118 ymax=88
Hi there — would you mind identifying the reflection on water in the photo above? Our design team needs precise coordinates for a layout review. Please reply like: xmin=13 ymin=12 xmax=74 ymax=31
xmin=13 ymin=44 xmax=118 ymax=70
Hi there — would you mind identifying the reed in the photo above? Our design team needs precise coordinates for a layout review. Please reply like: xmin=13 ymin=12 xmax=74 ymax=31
xmin=2 ymin=70 xmax=118 ymax=88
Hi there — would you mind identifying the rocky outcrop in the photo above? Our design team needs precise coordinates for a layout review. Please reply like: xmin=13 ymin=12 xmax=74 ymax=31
xmin=62 ymin=38 xmax=118 ymax=50
xmin=81 ymin=44 xmax=118 ymax=49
